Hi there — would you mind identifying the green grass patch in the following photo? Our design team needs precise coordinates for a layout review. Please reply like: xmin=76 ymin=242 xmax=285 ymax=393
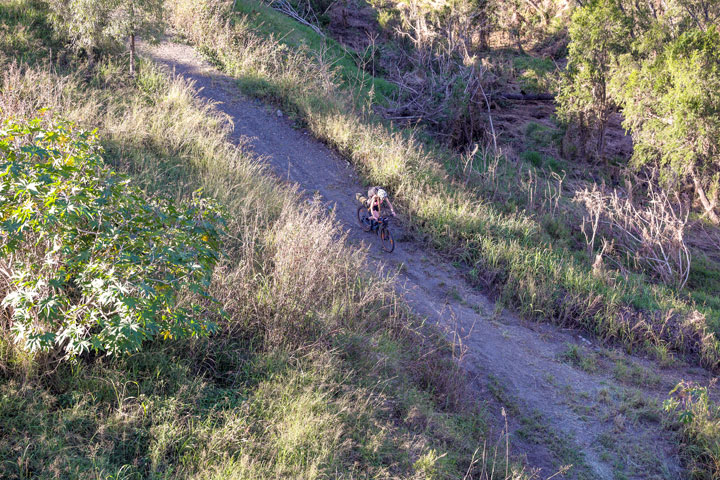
xmin=525 ymin=121 xmax=563 ymax=149
xmin=0 ymin=0 xmax=61 ymax=63
xmin=519 ymin=149 xmax=565 ymax=173
xmin=233 ymin=0 xmax=396 ymax=101
xmin=512 ymin=54 xmax=557 ymax=94
xmin=559 ymin=344 xmax=599 ymax=374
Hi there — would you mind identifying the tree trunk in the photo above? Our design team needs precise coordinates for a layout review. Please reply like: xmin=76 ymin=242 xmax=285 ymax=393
xmin=597 ymin=112 xmax=607 ymax=159
xmin=130 ymin=33 xmax=136 ymax=78
xmin=692 ymin=170 xmax=720 ymax=224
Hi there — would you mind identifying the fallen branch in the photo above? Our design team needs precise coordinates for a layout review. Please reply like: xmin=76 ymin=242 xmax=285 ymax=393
xmin=265 ymin=0 xmax=325 ymax=37
xmin=498 ymin=92 xmax=555 ymax=101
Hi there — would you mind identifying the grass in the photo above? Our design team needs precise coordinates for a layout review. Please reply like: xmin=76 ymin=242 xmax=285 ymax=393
xmin=525 ymin=121 xmax=562 ymax=150
xmin=486 ymin=376 xmax=590 ymax=478
xmin=0 ymin=0 xmax=59 ymax=63
xmin=162 ymin=4 xmax=720 ymax=474
xmin=519 ymin=149 xmax=564 ymax=173
xmin=167 ymin=0 xmax=720 ymax=372
xmin=664 ymin=381 xmax=720 ymax=478
xmin=221 ymin=0 xmax=396 ymax=102
xmin=612 ymin=360 xmax=662 ymax=389
xmin=0 ymin=1 xmax=525 ymax=477
xmin=593 ymin=386 xmax=674 ymax=479
xmin=559 ymin=344 xmax=598 ymax=374
xmin=512 ymin=54 xmax=557 ymax=94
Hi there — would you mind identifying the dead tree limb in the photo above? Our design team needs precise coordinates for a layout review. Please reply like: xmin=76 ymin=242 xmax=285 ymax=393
xmin=266 ymin=0 xmax=325 ymax=37
xmin=498 ymin=92 xmax=555 ymax=101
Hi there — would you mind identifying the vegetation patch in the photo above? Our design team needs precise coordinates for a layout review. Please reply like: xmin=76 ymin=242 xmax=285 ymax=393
xmin=512 ymin=55 xmax=556 ymax=94
xmin=559 ymin=344 xmax=598 ymax=374
xmin=664 ymin=380 xmax=720 ymax=478
xmin=0 ymin=120 xmax=224 ymax=357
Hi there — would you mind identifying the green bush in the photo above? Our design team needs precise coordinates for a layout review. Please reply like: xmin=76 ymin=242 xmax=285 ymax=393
xmin=520 ymin=149 xmax=543 ymax=168
xmin=0 ymin=118 xmax=225 ymax=358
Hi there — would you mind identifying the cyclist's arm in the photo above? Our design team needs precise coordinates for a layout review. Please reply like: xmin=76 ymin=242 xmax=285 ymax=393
xmin=385 ymin=198 xmax=396 ymax=215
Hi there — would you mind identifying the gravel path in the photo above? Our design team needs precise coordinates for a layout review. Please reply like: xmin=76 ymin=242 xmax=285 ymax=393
xmin=141 ymin=39 xmax=703 ymax=479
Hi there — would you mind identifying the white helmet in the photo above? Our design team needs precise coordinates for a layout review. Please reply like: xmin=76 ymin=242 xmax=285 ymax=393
xmin=377 ymin=188 xmax=388 ymax=199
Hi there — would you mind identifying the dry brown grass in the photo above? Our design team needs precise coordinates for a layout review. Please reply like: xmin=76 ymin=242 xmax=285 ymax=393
xmin=575 ymin=180 xmax=691 ymax=289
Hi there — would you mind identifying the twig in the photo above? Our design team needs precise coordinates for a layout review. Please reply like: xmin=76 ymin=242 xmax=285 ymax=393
xmin=477 ymin=69 xmax=497 ymax=152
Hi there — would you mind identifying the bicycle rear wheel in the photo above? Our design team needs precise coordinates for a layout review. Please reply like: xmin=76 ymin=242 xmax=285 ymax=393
xmin=380 ymin=227 xmax=395 ymax=253
xmin=357 ymin=206 xmax=372 ymax=232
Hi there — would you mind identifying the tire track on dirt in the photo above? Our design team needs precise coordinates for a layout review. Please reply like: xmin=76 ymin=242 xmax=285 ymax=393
xmin=142 ymin=39 xmax=697 ymax=479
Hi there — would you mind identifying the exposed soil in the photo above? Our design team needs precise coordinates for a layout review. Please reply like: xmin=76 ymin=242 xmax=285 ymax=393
xmin=326 ymin=0 xmax=379 ymax=52
xmin=141 ymin=39 xmax=713 ymax=479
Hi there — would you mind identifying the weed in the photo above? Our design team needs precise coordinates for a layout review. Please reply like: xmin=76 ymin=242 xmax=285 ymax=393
xmin=449 ymin=286 xmax=463 ymax=303
xmin=560 ymin=344 xmax=599 ymax=374
xmin=664 ymin=380 xmax=720 ymax=477
xmin=613 ymin=361 xmax=661 ymax=389
xmin=521 ymin=149 xmax=544 ymax=168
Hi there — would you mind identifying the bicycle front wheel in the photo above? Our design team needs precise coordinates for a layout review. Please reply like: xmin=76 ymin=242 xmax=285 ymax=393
xmin=380 ymin=227 xmax=395 ymax=253
xmin=357 ymin=206 xmax=371 ymax=232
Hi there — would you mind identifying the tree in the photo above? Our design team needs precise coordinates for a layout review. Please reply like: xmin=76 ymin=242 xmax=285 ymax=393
xmin=109 ymin=0 xmax=165 ymax=77
xmin=49 ymin=0 xmax=164 ymax=76
xmin=48 ymin=0 xmax=118 ymax=59
xmin=613 ymin=26 xmax=720 ymax=223
xmin=556 ymin=0 xmax=632 ymax=159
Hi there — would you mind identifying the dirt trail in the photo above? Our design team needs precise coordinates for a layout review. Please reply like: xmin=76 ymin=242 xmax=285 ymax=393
xmin=142 ymin=40 xmax=706 ymax=479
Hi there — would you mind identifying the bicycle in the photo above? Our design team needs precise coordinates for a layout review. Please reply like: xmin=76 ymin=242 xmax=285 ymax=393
xmin=356 ymin=198 xmax=395 ymax=253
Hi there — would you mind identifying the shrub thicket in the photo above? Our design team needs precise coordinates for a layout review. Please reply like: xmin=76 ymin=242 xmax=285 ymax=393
xmin=560 ymin=0 xmax=720 ymax=224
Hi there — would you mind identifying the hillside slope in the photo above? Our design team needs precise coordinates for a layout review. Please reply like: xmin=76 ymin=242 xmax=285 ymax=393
xmin=143 ymin=38 xmax=702 ymax=479
xmin=0 ymin=1 xmax=508 ymax=478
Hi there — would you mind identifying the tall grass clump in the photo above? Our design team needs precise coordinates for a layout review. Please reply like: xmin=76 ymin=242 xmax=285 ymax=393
xmin=166 ymin=0 xmax=720 ymax=370
xmin=0 ymin=2 xmax=524 ymax=476
xmin=664 ymin=381 xmax=720 ymax=478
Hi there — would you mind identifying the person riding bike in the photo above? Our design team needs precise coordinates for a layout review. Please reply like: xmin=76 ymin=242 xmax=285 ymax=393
xmin=366 ymin=186 xmax=396 ymax=225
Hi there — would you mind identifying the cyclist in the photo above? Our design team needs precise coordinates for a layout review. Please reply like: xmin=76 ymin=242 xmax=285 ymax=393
xmin=366 ymin=186 xmax=396 ymax=225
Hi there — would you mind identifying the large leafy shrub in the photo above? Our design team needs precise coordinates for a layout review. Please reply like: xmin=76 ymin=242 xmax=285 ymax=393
xmin=0 ymin=118 xmax=224 ymax=358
